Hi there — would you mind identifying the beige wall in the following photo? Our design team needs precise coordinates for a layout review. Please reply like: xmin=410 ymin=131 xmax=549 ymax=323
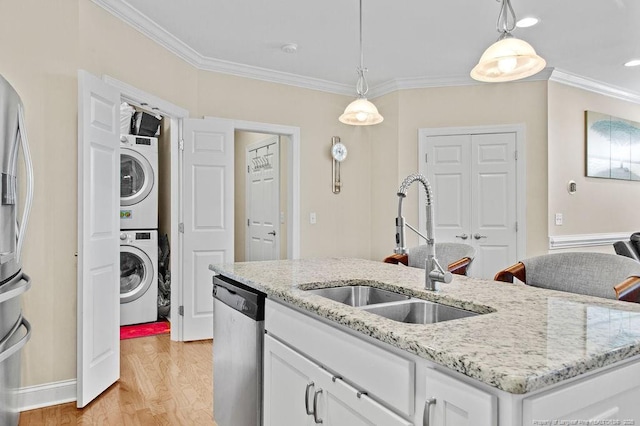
xmin=370 ymin=82 xmax=550 ymax=261
xmin=548 ymin=82 xmax=640 ymax=237
xmin=5 ymin=0 xmax=629 ymax=395
xmin=7 ymin=0 xmax=371 ymax=388
xmin=196 ymin=72 xmax=373 ymax=259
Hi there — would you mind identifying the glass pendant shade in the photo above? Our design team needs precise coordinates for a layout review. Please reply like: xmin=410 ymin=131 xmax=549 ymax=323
xmin=471 ymin=36 xmax=546 ymax=82
xmin=339 ymin=97 xmax=384 ymax=126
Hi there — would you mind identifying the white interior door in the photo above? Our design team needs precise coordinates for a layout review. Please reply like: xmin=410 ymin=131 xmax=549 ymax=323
xmin=470 ymin=133 xmax=517 ymax=279
xmin=182 ymin=117 xmax=234 ymax=341
xmin=421 ymin=132 xmax=518 ymax=279
xmin=77 ymin=70 xmax=120 ymax=407
xmin=246 ymin=136 xmax=280 ymax=261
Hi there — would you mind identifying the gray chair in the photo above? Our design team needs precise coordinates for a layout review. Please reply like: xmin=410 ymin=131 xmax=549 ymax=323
xmin=384 ymin=243 xmax=476 ymax=275
xmin=494 ymin=252 xmax=640 ymax=302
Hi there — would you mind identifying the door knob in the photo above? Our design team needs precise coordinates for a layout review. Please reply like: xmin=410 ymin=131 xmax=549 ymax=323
xmin=455 ymin=234 xmax=468 ymax=240
xmin=268 ymin=231 xmax=276 ymax=236
xmin=473 ymin=233 xmax=487 ymax=240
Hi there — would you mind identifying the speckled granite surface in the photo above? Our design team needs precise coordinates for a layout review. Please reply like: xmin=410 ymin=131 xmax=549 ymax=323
xmin=209 ymin=258 xmax=640 ymax=394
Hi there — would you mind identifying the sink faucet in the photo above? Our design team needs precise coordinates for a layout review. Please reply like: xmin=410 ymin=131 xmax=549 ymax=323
xmin=394 ymin=173 xmax=452 ymax=291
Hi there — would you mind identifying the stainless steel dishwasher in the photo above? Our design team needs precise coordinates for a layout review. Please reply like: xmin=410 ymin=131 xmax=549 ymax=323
xmin=212 ymin=275 xmax=266 ymax=426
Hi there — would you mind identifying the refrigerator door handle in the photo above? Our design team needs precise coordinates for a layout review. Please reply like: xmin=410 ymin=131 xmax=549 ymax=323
xmin=15 ymin=103 xmax=34 ymax=264
xmin=0 ymin=316 xmax=31 ymax=364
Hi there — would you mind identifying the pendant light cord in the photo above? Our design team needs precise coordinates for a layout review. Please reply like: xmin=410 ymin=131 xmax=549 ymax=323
xmin=356 ymin=0 xmax=369 ymax=97
xmin=496 ymin=0 xmax=516 ymax=34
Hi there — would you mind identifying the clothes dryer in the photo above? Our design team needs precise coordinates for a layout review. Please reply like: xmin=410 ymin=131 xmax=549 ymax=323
xmin=120 ymin=230 xmax=158 ymax=326
xmin=120 ymin=134 xmax=158 ymax=230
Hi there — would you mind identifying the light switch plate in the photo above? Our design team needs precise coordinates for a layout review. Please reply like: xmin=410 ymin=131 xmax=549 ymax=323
xmin=555 ymin=213 xmax=563 ymax=226
xmin=310 ymin=212 xmax=317 ymax=224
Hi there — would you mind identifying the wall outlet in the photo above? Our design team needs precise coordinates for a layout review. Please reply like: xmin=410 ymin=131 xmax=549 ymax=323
xmin=555 ymin=213 xmax=563 ymax=226
xmin=310 ymin=212 xmax=317 ymax=224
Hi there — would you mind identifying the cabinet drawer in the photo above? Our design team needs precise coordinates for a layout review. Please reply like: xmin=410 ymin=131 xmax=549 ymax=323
xmin=265 ymin=300 xmax=415 ymax=417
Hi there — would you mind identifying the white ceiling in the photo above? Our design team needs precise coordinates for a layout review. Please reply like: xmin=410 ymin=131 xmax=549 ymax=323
xmin=96 ymin=0 xmax=640 ymax=99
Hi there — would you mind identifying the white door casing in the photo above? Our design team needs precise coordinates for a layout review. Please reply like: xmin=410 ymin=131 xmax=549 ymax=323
xmin=77 ymin=70 xmax=120 ymax=408
xmin=419 ymin=125 xmax=526 ymax=279
xmin=181 ymin=117 xmax=234 ymax=341
xmin=246 ymin=136 xmax=280 ymax=261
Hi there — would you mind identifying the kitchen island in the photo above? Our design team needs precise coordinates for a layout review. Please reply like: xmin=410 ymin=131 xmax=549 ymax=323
xmin=210 ymin=258 xmax=640 ymax=425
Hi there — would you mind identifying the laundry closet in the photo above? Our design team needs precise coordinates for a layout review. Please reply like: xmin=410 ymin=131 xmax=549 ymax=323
xmin=78 ymin=70 xmax=294 ymax=407
xmin=118 ymin=104 xmax=171 ymax=326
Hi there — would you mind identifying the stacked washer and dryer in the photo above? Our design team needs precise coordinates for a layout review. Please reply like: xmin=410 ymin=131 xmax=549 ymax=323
xmin=119 ymin=132 xmax=159 ymax=326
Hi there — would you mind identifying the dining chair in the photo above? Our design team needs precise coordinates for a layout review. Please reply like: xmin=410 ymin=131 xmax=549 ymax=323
xmin=383 ymin=242 xmax=476 ymax=275
xmin=494 ymin=252 xmax=640 ymax=303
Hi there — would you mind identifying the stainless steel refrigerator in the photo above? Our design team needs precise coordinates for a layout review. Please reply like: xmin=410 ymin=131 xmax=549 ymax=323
xmin=0 ymin=74 xmax=34 ymax=426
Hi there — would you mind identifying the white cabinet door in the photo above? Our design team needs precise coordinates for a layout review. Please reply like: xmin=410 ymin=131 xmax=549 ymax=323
xmin=423 ymin=368 xmax=497 ymax=426
xmin=522 ymin=360 xmax=640 ymax=424
xmin=264 ymin=334 xmax=412 ymax=426
xmin=263 ymin=335 xmax=316 ymax=426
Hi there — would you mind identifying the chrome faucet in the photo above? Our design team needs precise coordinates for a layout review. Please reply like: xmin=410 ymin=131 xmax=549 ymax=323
xmin=395 ymin=173 xmax=452 ymax=291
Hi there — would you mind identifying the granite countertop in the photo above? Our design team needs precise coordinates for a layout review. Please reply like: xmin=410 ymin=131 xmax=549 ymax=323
xmin=209 ymin=258 xmax=640 ymax=394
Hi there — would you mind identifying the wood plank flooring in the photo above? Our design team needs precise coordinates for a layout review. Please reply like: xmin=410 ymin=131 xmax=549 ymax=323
xmin=19 ymin=334 xmax=214 ymax=425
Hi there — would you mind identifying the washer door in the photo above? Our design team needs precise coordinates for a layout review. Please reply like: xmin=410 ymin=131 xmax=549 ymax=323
xmin=120 ymin=148 xmax=154 ymax=206
xmin=120 ymin=246 xmax=153 ymax=303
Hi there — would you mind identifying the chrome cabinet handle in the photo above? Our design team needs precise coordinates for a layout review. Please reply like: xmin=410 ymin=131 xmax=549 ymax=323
xmin=268 ymin=230 xmax=276 ymax=236
xmin=313 ymin=389 xmax=323 ymax=424
xmin=473 ymin=233 xmax=488 ymax=240
xmin=304 ymin=382 xmax=315 ymax=415
xmin=423 ymin=398 xmax=436 ymax=426
xmin=455 ymin=234 xmax=469 ymax=240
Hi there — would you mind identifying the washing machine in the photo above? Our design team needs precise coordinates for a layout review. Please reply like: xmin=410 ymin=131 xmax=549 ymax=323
xmin=120 ymin=134 xmax=158 ymax=230
xmin=120 ymin=230 xmax=158 ymax=326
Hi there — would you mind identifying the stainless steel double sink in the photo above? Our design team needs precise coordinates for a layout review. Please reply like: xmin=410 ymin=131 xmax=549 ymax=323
xmin=305 ymin=285 xmax=480 ymax=324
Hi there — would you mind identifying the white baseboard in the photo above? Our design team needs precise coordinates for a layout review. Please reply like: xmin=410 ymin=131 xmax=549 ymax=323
xmin=549 ymin=232 xmax=633 ymax=250
xmin=18 ymin=379 xmax=76 ymax=412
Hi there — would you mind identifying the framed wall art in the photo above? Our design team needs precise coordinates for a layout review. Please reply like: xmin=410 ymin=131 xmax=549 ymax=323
xmin=585 ymin=111 xmax=640 ymax=180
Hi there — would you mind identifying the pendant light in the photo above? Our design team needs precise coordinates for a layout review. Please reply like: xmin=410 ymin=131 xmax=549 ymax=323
xmin=339 ymin=0 xmax=383 ymax=126
xmin=471 ymin=0 xmax=546 ymax=82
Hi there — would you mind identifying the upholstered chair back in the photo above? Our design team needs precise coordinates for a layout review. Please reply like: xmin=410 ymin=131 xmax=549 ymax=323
xmin=408 ymin=243 xmax=476 ymax=271
xmin=521 ymin=252 xmax=640 ymax=300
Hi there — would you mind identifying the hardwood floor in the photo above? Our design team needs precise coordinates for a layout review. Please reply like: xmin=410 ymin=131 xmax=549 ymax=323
xmin=19 ymin=334 xmax=214 ymax=425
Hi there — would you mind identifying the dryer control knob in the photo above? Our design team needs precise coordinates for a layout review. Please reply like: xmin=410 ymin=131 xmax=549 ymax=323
xmin=120 ymin=233 xmax=128 ymax=241
xmin=120 ymin=135 xmax=128 ymax=143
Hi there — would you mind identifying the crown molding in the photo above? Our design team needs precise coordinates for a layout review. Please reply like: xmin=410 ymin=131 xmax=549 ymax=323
xmin=549 ymin=69 xmax=640 ymax=105
xmin=92 ymin=1 xmax=640 ymax=103
xmin=91 ymin=0 xmax=354 ymax=96
xmin=369 ymin=68 xmax=554 ymax=98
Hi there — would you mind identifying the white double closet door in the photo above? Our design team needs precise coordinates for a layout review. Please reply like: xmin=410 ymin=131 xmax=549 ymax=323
xmin=420 ymin=131 xmax=519 ymax=280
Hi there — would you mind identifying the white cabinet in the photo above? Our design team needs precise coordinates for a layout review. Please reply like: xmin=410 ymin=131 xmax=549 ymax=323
xmin=263 ymin=334 xmax=316 ymax=426
xmin=422 ymin=368 xmax=497 ymax=426
xmin=264 ymin=335 xmax=412 ymax=426
xmin=522 ymin=359 xmax=640 ymax=424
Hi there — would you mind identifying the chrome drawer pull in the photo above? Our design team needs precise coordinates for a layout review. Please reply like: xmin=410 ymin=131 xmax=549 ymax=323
xmin=423 ymin=398 xmax=436 ymax=426
xmin=304 ymin=382 xmax=315 ymax=415
xmin=313 ymin=389 xmax=323 ymax=424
